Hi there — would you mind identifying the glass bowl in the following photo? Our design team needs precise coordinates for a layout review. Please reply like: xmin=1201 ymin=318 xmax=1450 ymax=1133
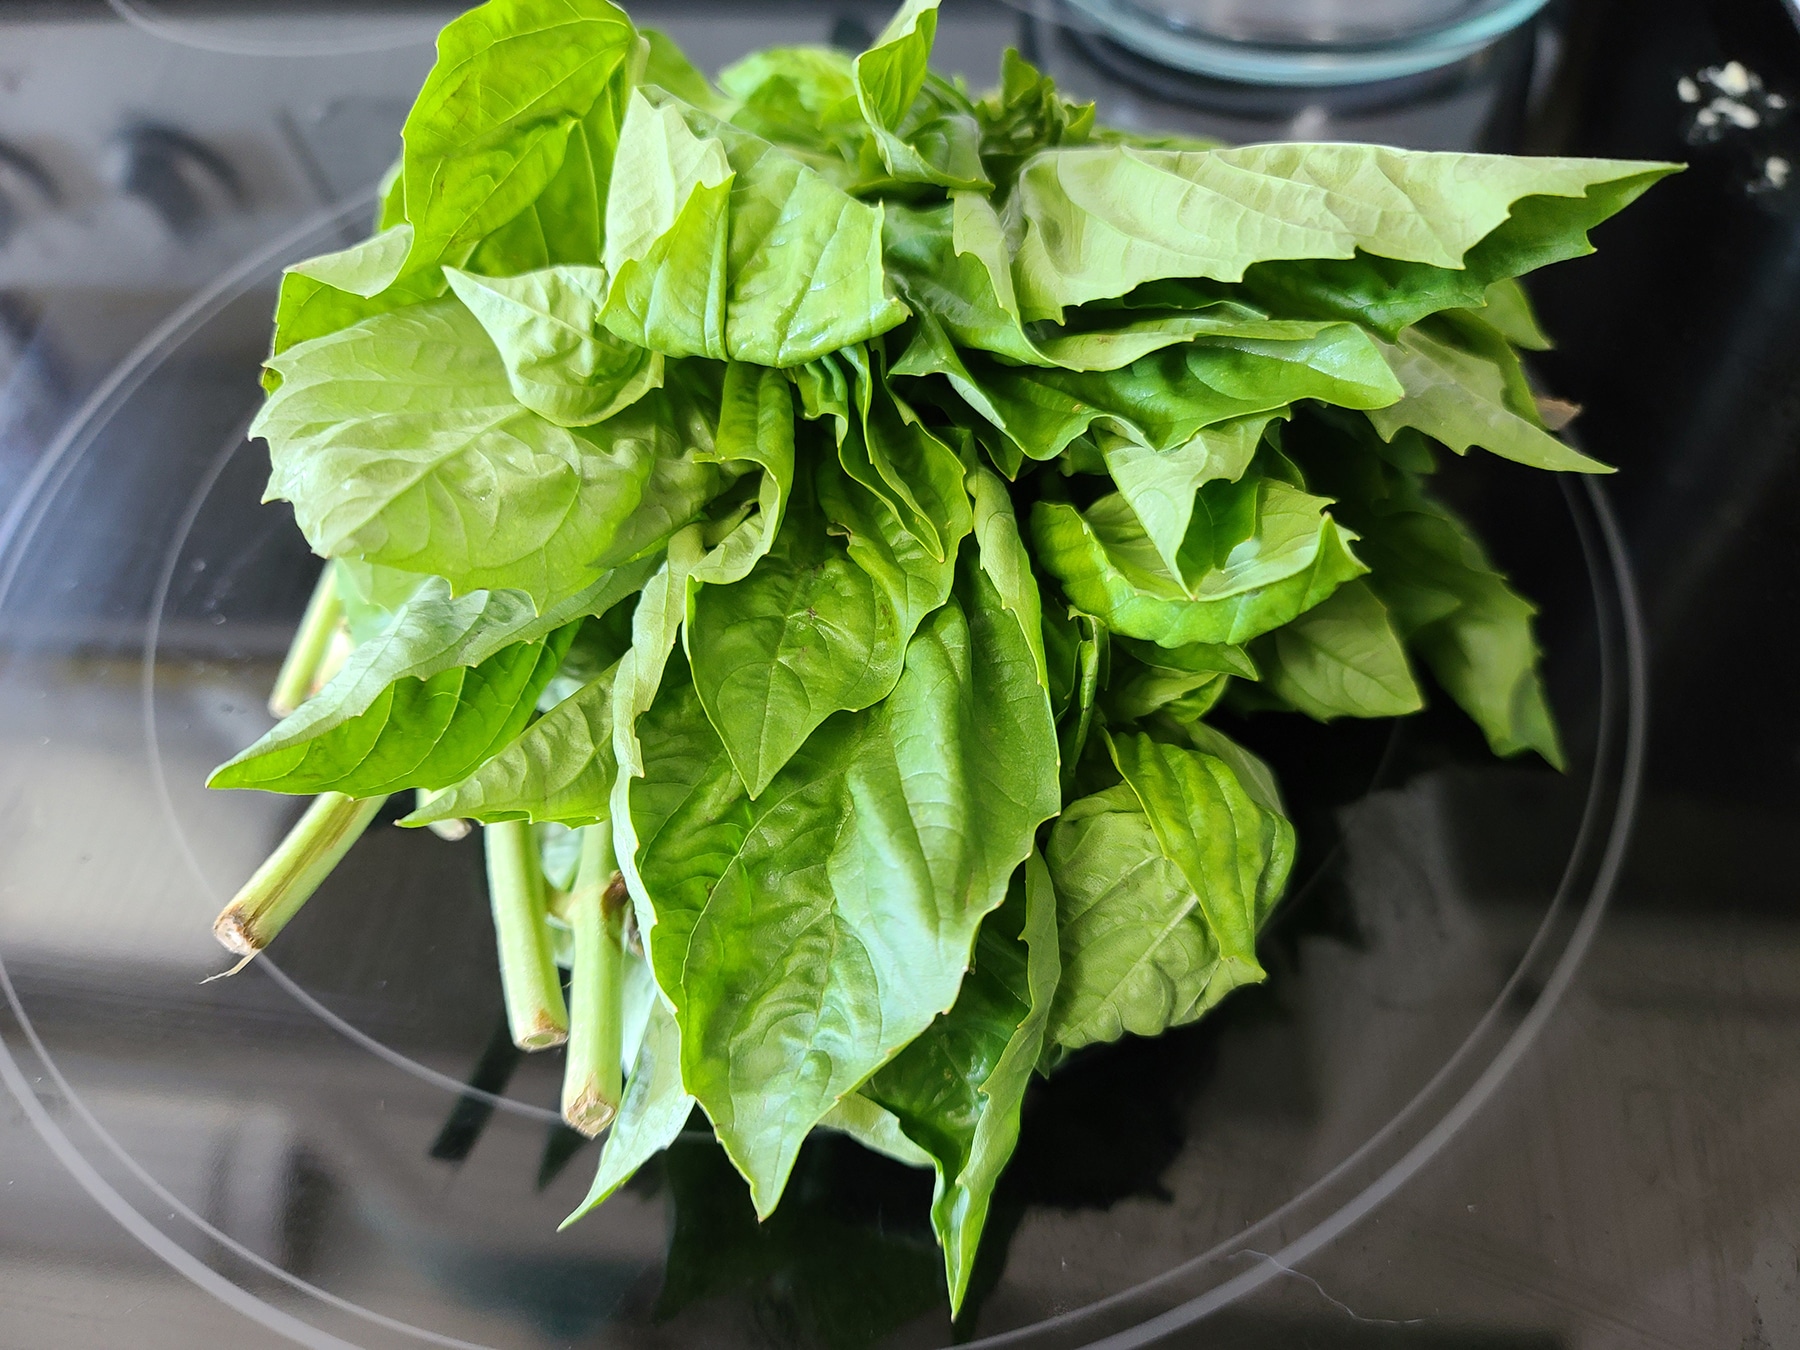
xmin=1055 ymin=0 xmax=1553 ymax=86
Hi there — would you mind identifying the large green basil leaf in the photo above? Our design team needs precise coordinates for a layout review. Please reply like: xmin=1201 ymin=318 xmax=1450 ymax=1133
xmin=1045 ymin=728 xmax=1293 ymax=1051
xmin=601 ymin=92 xmax=735 ymax=358
xmin=1007 ymin=144 xmax=1678 ymax=321
xmin=1240 ymin=166 xmax=1679 ymax=337
xmin=255 ymin=300 xmax=724 ymax=604
xmin=1044 ymin=783 xmax=1226 ymax=1051
xmin=1250 ymin=576 xmax=1422 ymax=720
xmin=858 ymin=850 xmax=1059 ymax=1315
xmin=215 ymin=562 xmax=653 ymax=794
xmin=1352 ymin=480 xmax=1564 ymax=766
xmin=685 ymin=478 xmax=907 ymax=799
xmin=631 ymin=562 xmax=1058 ymax=1216
xmin=443 ymin=266 xmax=661 ymax=426
xmin=602 ymin=93 xmax=909 ymax=365
xmin=1367 ymin=325 xmax=1610 ymax=473
xmin=853 ymin=0 xmax=988 ymax=190
xmin=403 ymin=662 xmax=618 ymax=826
xmin=955 ymin=324 xmax=1399 ymax=466
xmin=1032 ymin=480 xmax=1367 ymax=645
xmin=211 ymin=622 xmax=578 ymax=796
xmin=397 ymin=0 xmax=636 ymax=279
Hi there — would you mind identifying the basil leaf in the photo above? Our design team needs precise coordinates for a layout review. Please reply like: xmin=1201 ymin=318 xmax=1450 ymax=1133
xmin=1354 ymin=481 xmax=1564 ymax=766
xmin=211 ymin=622 xmax=578 ymax=796
xmin=974 ymin=49 xmax=1095 ymax=192
xmin=691 ymin=362 xmax=798 ymax=587
xmin=816 ymin=450 xmax=960 ymax=638
xmin=1368 ymin=325 xmax=1611 ymax=474
xmin=601 ymin=92 xmax=734 ymax=358
xmin=716 ymin=45 xmax=866 ymax=164
xmin=398 ymin=0 xmax=636 ymax=278
xmin=1045 ymin=728 xmax=1294 ymax=1052
xmin=1250 ymin=576 xmax=1423 ymax=721
xmin=334 ymin=558 xmax=427 ymax=644
xmin=1043 ymin=785 xmax=1220 ymax=1051
xmin=860 ymin=850 xmax=1060 ymax=1314
xmin=255 ymin=300 xmax=724 ymax=604
xmin=955 ymin=324 xmax=1400 ymax=466
xmin=1099 ymin=412 xmax=1281 ymax=582
xmin=1103 ymin=637 xmax=1253 ymax=722
xmin=1239 ymin=166 xmax=1678 ymax=337
xmin=1008 ymin=144 xmax=1679 ymax=321
xmin=1031 ymin=479 xmax=1367 ymax=645
xmin=609 ymin=527 xmax=709 ymax=933
xmin=824 ymin=345 xmax=971 ymax=561
xmin=641 ymin=26 xmax=729 ymax=112
xmin=214 ymin=562 xmax=654 ymax=794
xmin=970 ymin=464 xmax=1048 ymax=689
xmin=267 ymin=225 xmax=438 ymax=375
xmin=444 ymin=266 xmax=661 ymax=426
xmin=853 ymin=0 xmax=989 ymax=190
xmin=603 ymin=94 xmax=910 ymax=365
xmin=404 ymin=663 xmax=619 ymax=826
xmin=631 ymin=561 xmax=1058 ymax=1216
xmin=685 ymin=476 xmax=907 ymax=799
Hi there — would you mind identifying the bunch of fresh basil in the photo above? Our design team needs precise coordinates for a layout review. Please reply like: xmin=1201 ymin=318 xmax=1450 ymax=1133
xmin=208 ymin=0 xmax=1674 ymax=1312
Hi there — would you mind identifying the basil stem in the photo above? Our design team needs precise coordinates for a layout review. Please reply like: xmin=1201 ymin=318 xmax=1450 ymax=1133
xmin=562 ymin=825 xmax=626 ymax=1136
xmin=485 ymin=820 xmax=569 ymax=1050
xmin=268 ymin=565 xmax=343 ymax=718
xmin=413 ymin=787 xmax=472 ymax=842
xmin=213 ymin=791 xmax=387 ymax=955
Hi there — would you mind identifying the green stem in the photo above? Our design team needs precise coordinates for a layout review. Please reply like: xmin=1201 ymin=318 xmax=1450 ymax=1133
xmin=485 ymin=820 xmax=569 ymax=1051
xmin=214 ymin=792 xmax=387 ymax=955
xmin=413 ymin=787 xmax=471 ymax=842
xmin=561 ymin=825 xmax=626 ymax=1136
xmin=269 ymin=565 xmax=343 ymax=718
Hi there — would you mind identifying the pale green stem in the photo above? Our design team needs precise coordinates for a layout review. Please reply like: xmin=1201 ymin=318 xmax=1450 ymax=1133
xmin=214 ymin=792 xmax=387 ymax=956
xmin=485 ymin=820 xmax=569 ymax=1050
xmin=561 ymin=825 xmax=626 ymax=1136
xmin=268 ymin=565 xmax=343 ymax=718
xmin=413 ymin=787 xmax=471 ymax=842
xmin=310 ymin=625 xmax=354 ymax=699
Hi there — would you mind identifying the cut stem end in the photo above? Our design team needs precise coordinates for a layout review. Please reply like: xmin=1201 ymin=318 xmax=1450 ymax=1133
xmin=212 ymin=791 xmax=387 ymax=956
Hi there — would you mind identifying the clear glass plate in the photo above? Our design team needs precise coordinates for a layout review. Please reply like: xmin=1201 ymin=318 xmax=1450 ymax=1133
xmin=0 ymin=197 xmax=1645 ymax=1350
xmin=1055 ymin=0 xmax=1553 ymax=85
